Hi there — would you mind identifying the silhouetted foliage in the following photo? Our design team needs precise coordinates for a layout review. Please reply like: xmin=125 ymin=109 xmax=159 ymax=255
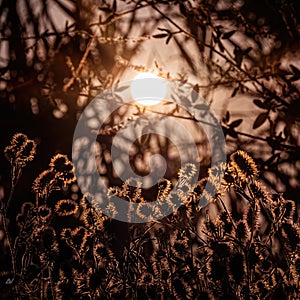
xmin=0 ymin=136 xmax=299 ymax=299
xmin=0 ymin=1 xmax=300 ymax=299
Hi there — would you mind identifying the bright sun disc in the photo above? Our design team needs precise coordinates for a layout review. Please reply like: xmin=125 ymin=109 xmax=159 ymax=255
xmin=131 ymin=72 xmax=168 ymax=106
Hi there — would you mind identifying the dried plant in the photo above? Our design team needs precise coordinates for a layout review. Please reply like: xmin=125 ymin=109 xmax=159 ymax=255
xmin=0 ymin=1 xmax=300 ymax=299
xmin=0 ymin=135 xmax=299 ymax=299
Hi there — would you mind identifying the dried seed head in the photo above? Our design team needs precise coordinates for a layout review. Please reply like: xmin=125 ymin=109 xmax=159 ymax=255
xmin=82 ymin=207 xmax=98 ymax=226
xmin=208 ymin=256 xmax=226 ymax=281
xmin=94 ymin=242 xmax=113 ymax=260
xmin=249 ymin=181 xmax=268 ymax=202
xmin=49 ymin=154 xmax=69 ymax=172
xmin=178 ymin=163 xmax=197 ymax=181
xmin=61 ymin=228 xmax=72 ymax=240
xmin=32 ymin=170 xmax=57 ymax=198
xmin=82 ymin=207 xmax=105 ymax=232
xmin=283 ymin=200 xmax=296 ymax=221
xmin=70 ymin=226 xmax=89 ymax=253
xmin=107 ymin=186 xmax=122 ymax=199
xmin=173 ymin=278 xmax=192 ymax=299
xmin=281 ymin=223 xmax=300 ymax=251
xmin=136 ymin=202 xmax=154 ymax=221
xmin=11 ymin=133 xmax=28 ymax=148
xmin=20 ymin=202 xmax=34 ymax=215
xmin=123 ymin=178 xmax=142 ymax=202
xmin=5 ymin=133 xmax=36 ymax=166
xmin=58 ymin=162 xmax=76 ymax=186
xmin=157 ymin=196 xmax=176 ymax=217
xmin=235 ymin=220 xmax=249 ymax=241
xmin=38 ymin=205 xmax=52 ymax=221
xmin=18 ymin=140 xmax=36 ymax=164
xmin=55 ymin=199 xmax=79 ymax=217
xmin=16 ymin=213 xmax=26 ymax=227
xmin=105 ymin=202 xmax=117 ymax=219
xmin=79 ymin=196 xmax=90 ymax=210
xmin=39 ymin=227 xmax=59 ymax=264
xmin=256 ymin=280 xmax=270 ymax=294
xmin=49 ymin=154 xmax=76 ymax=186
xmin=193 ymin=179 xmax=206 ymax=197
xmin=222 ymin=165 xmax=236 ymax=189
xmin=157 ymin=178 xmax=172 ymax=201
xmin=219 ymin=211 xmax=233 ymax=234
xmin=201 ymin=177 xmax=221 ymax=203
xmin=244 ymin=205 xmax=260 ymax=231
xmin=230 ymin=150 xmax=258 ymax=182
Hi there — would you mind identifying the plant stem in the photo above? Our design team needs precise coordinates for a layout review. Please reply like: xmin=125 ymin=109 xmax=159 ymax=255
xmin=0 ymin=212 xmax=17 ymax=277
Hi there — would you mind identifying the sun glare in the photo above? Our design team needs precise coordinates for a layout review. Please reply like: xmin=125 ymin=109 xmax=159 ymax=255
xmin=131 ymin=72 xmax=168 ymax=106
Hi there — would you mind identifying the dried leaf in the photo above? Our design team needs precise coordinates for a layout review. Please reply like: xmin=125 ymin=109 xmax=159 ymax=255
xmin=218 ymin=41 xmax=225 ymax=52
xmin=253 ymin=99 xmax=268 ymax=109
xmin=166 ymin=34 xmax=173 ymax=44
xmin=244 ymin=47 xmax=252 ymax=55
xmin=231 ymin=86 xmax=239 ymax=98
xmin=157 ymin=27 xmax=170 ymax=33
xmin=113 ymin=0 xmax=117 ymax=11
xmin=224 ymin=111 xmax=230 ymax=123
xmin=222 ymin=30 xmax=236 ymax=40
xmin=266 ymin=137 xmax=281 ymax=150
xmin=253 ymin=112 xmax=268 ymax=129
xmin=283 ymin=126 xmax=289 ymax=139
xmin=98 ymin=6 xmax=112 ymax=13
xmin=290 ymin=75 xmax=300 ymax=82
xmin=230 ymin=119 xmax=242 ymax=128
xmin=179 ymin=3 xmax=187 ymax=16
xmin=290 ymin=64 xmax=300 ymax=75
xmin=234 ymin=47 xmax=243 ymax=67
xmin=153 ymin=33 xmax=169 ymax=39
xmin=228 ymin=128 xmax=238 ymax=138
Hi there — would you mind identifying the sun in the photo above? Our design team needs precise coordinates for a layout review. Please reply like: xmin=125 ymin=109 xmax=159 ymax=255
xmin=130 ymin=72 xmax=168 ymax=106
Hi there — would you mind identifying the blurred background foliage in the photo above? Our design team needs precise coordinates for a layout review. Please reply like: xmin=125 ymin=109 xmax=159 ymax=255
xmin=0 ymin=0 xmax=299 ymax=203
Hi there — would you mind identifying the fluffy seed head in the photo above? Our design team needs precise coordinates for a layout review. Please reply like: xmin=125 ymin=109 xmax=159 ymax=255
xmin=230 ymin=150 xmax=258 ymax=182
